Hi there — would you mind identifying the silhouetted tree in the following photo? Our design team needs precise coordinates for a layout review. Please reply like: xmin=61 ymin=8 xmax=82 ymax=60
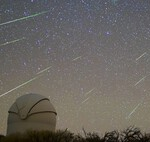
xmin=82 ymin=128 xmax=102 ymax=142
xmin=73 ymin=134 xmax=86 ymax=142
xmin=1 ymin=127 xmax=150 ymax=142
xmin=121 ymin=126 xmax=143 ymax=142
xmin=104 ymin=131 xmax=120 ymax=142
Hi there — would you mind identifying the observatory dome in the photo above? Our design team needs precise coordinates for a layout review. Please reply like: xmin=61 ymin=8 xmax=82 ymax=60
xmin=7 ymin=93 xmax=57 ymax=135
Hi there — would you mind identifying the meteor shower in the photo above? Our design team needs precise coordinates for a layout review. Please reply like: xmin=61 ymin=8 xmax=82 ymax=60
xmin=0 ymin=0 xmax=150 ymax=137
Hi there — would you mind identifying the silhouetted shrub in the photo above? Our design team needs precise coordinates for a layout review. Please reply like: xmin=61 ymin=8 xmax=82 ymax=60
xmin=1 ymin=126 xmax=150 ymax=142
xmin=104 ymin=131 xmax=120 ymax=142
xmin=25 ymin=129 xmax=75 ymax=142
xmin=82 ymin=128 xmax=102 ymax=142
xmin=73 ymin=134 xmax=86 ymax=142
xmin=120 ymin=126 xmax=144 ymax=142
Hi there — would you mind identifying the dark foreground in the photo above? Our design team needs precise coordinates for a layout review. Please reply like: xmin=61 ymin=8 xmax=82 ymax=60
xmin=0 ymin=127 xmax=150 ymax=142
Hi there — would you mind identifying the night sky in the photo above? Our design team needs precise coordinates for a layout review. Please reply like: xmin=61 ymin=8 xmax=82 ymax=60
xmin=0 ymin=0 xmax=150 ymax=135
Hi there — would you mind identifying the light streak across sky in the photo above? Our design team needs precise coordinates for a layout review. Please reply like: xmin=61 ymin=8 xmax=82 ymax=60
xmin=134 ymin=76 xmax=146 ymax=86
xmin=0 ymin=10 xmax=50 ymax=26
xmin=36 ymin=66 xmax=52 ymax=75
xmin=126 ymin=94 xmax=147 ymax=119
xmin=85 ymin=88 xmax=96 ymax=96
xmin=72 ymin=56 xmax=82 ymax=61
xmin=111 ymin=0 xmax=118 ymax=5
xmin=0 ymin=0 xmax=150 ymax=133
xmin=0 ymin=37 xmax=25 ymax=47
xmin=81 ymin=97 xmax=90 ymax=104
xmin=0 ymin=66 xmax=52 ymax=98
xmin=0 ymin=76 xmax=39 ymax=98
xmin=80 ymin=88 xmax=96 ymax=105
xmin=136 ymin=52 xmax=147 ymax=61
xmin=126 ymin=103 xmax=141 ymax=119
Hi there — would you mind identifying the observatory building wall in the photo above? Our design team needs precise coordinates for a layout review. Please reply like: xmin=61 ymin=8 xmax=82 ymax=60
xmin=7 ymin=93 xmax=57 ymax=135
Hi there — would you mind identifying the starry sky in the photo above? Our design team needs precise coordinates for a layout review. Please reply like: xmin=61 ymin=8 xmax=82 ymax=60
xmin=0 ymin=0 xmax=150 ymax=135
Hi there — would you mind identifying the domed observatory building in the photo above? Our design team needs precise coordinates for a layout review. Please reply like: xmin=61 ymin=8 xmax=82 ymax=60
xmin=7 ymin=93 xmax=57 ymax=135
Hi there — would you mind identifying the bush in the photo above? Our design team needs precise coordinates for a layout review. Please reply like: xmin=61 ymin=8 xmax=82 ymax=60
xmin=120 ymin=126 xmax=143 ymax=142
xmin=1 ymin=126 xmax=150 ymax=142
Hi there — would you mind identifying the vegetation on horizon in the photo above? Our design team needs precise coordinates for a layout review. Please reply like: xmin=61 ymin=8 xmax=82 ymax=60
xmin=0 ymin=126 xmax=150 ymax=142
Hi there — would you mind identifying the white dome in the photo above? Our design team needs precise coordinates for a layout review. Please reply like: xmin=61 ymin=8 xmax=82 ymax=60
xmin=7 ymin=93 xmax=57 ymax=135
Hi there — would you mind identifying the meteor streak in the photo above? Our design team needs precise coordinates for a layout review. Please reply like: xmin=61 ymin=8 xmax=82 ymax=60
xmin=81 ymin=97 xmax=90 ymax=104
xmin=0 ymin=10 xmax=50 ymax=26
xmin=36 ymin=66 xmax=52 ymax=75
xmin=126 ymin=102 xmax=141 ymax=119
xmin=111 ymin=0 xmax=119 ymax=5
xmin=134 ymin=76 xmax=146 ymax=86
xmin=126 ymin=95 xmax=146 ymax=119
xmin=72 ymin=56 xmax=82 ymax=61
xmin=0 ymin=66 xmax=52 ymax=98
xmin=136 ymin=52 xmax=147 ymax=61
xmin=0 ymin=76 xmax=39 ymax=98
xmin=85 ymin=88 xmax=95 ymax=96
xmin=0 ymin=37 xmax=25 ymax=47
